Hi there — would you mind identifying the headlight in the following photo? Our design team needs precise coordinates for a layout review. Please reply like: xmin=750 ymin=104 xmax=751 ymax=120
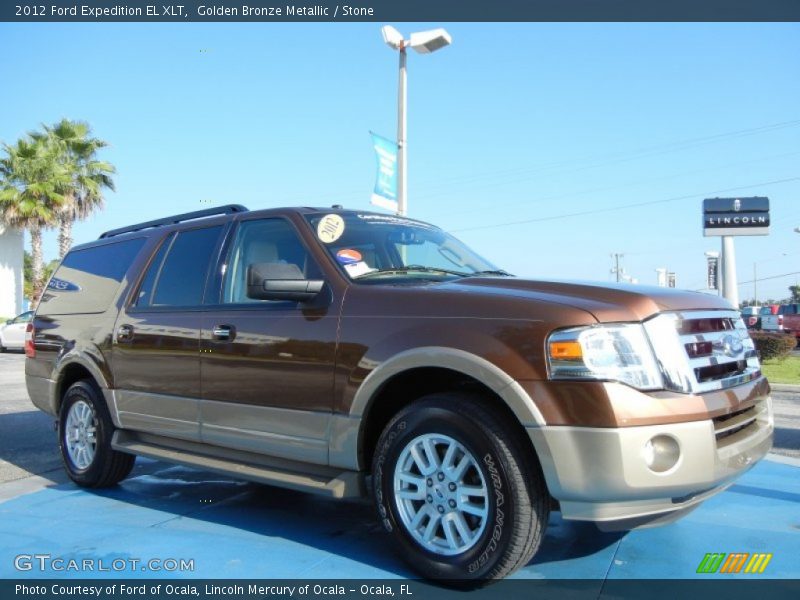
xmin=547 ymin=324 xmax=663 ymax=390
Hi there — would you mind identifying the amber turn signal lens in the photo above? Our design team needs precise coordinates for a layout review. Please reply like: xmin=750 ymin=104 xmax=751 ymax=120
xmin=549 ymin=341 xmax=582 ymax=360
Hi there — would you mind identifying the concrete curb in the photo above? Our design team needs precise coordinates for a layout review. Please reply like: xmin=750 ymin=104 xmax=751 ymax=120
xmin=770 ymin=383 xmax=800 ymax=392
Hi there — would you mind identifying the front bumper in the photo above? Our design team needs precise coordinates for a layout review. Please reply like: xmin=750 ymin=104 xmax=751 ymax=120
xmin=528 ymin=396 xmax=773 ymax=529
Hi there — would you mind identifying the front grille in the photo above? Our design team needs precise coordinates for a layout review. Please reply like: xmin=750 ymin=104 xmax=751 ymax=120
xmin=678 ymin=317 xmax=735 ymax=335
xmin=643 ymin=310 xmax=761 ymax=394
xmin=696 ymin=360 xmax=748 ymax=383
xmin=713 ymin=405 xmax=758 ymax=442
xmin=712 ymin=402 xmax=768 ymax=448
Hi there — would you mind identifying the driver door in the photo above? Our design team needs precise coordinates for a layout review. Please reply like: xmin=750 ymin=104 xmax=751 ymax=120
xmin=199 ymin=217 xmax=338 ymax=465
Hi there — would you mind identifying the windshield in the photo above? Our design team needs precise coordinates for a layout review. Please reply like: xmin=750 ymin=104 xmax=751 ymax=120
xmin=305 ymin=212 xmax=505 ymax=282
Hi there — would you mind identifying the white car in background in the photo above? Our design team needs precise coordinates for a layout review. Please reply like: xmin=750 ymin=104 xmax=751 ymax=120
xmin=0 ymin=310 xmax=33 ymax=352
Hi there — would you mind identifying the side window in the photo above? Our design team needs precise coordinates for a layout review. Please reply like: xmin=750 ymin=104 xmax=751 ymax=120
xmin=222 ymin=219 xmax=318 ymax=304
xmin=38 ymin=238 xmax=146 ymax=316
xmin=134 ymin=233 xmax=174 ymax=307
xmin=136 ymin=226 xmax=223 ymax=308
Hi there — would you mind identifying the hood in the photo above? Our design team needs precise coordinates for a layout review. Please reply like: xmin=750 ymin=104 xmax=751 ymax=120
xmin=445 ymin=277 xmax=735 ymax=323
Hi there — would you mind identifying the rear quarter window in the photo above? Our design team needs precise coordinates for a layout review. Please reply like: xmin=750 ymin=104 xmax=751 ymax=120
xmin=37 ymin=238 xmax=147 ymax=315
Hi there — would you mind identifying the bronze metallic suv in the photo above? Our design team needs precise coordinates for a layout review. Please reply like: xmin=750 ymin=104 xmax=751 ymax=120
xmin=26 ymin=205 xmax=773 ymax=582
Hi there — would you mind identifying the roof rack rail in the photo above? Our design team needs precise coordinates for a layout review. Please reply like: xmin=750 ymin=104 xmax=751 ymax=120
xmin=99 ymin=204 xmax=249 ymax=239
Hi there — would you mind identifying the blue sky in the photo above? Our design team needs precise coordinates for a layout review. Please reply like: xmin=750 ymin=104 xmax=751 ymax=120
xmin=2 ymin=22 xmax=799 ymax=300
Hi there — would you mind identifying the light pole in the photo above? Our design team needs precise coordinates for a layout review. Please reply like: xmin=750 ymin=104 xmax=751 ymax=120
xmin=720 ymin=236 xmax=739 ymax=307
xmin=381 ymin=25 xmax=452 ymax=217
xmin=610 ymin=252 xmax=624 ymax=282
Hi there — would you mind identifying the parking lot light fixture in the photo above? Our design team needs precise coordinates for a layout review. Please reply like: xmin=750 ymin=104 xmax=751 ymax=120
xmin=380 ymin=26 xmax=452 ymax=216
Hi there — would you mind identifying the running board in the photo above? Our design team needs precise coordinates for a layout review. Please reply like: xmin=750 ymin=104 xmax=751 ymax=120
xmin=112 ymin=430 xmax=365 ymax=498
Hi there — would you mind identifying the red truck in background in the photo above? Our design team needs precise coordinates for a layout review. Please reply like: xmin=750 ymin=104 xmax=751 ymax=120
xmin=760 ymin=303 xmax=800 ymax=341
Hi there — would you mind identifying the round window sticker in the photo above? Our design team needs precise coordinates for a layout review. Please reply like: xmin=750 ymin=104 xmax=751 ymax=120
xmin=336 ymin=248 xmax=362 ymax=264
xmin=317 ymin=214 xmax=345 ymax=244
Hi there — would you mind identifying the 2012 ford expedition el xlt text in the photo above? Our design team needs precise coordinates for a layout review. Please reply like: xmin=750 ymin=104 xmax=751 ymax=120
xmin=26 ymin=204 xmax=773 ymax=582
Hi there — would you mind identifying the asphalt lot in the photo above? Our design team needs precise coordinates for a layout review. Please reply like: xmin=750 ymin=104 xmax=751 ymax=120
xmin=0 ymin=351 xmax=798 ymax=582
xmin=0 ymin=351 xmax=62 ymax=485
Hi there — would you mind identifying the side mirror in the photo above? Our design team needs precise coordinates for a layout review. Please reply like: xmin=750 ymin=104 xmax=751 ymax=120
xmin=247 ymin=262 xmax=324 ymax=302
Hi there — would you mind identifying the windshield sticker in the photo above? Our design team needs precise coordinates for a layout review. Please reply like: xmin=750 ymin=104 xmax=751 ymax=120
xmin=343 ymin=261 xmax=376 ymax=278
xmin=317 ymin=214 xmax=345 ymax=243
xmin=336 ymin=248 xmax=363 ymax=264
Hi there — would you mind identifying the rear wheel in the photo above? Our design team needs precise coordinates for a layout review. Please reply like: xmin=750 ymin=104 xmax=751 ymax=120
xmin=58 ymin=380 xmax=135 ymax=488
xmin=372 ymin=393 xmax=549 ymax=584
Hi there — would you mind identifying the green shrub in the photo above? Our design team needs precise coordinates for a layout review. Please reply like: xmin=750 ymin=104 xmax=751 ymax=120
xmin=749 ymin=331 xmax=797 ymax=361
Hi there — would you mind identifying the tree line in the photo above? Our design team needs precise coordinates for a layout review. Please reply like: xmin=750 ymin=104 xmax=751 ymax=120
xmin=740 ymin=285 xmax=800 ymax=307
xmin=0 ymin=119 xmax=115 ymax=304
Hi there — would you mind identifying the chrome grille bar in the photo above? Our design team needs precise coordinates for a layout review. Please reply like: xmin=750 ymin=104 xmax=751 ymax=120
xmin=643 ymin=309 xmax=760 ymax=394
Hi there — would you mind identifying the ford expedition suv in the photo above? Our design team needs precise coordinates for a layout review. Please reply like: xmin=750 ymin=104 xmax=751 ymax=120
xmin=26 ymin=205 xmax=773 ymax=582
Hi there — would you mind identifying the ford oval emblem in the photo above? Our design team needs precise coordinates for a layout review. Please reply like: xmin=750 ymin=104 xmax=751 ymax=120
xmin=47 ymin=277 xmax=81 ymax=292
xmin=715 ymin=334 xmax=744 ymax=358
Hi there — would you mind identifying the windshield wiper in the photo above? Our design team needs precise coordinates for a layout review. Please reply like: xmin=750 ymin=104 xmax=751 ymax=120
xmin=473 ymin=269 xmax=513 ymax=277
xmin=354 ymin=265 xmax=471 ymax=280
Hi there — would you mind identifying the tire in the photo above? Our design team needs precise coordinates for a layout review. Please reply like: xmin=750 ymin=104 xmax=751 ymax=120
xmin=58 ymin=380 xmax=135 ymax=488
xmin=372 ymin=393 xmax=549 ymax=585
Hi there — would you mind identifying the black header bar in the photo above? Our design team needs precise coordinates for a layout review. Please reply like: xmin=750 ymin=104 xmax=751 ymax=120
xmin=3 ymin=1 xmax=800 ymax=23
xmin=3 ymin=579 xmax=800 ymax=600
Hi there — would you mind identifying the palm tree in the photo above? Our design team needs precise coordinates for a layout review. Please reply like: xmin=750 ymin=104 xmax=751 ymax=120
xmin=0 ymin=137 xmax=69 ymax=302
xmin=33 ymin=119 xmax=116 ymax=258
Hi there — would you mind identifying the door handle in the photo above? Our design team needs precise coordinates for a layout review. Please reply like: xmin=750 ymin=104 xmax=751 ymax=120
xmin=212 ymin=325 xmax=235 ymax=341
xmin=117 ymin=324 xmax=134 ymax=343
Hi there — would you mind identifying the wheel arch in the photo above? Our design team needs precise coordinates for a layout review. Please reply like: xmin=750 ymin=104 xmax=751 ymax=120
xmin=53 ymin=356 xmax=119 ymax=426
xmin=329 ymin=347 xmax=547 ymax=473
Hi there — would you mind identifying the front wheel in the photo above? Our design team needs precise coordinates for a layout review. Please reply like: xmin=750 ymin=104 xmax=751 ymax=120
xmin=58 ymin=380 xmax=135 ymax=488
xmin=372 ymin=393 xmax=549 ymax=584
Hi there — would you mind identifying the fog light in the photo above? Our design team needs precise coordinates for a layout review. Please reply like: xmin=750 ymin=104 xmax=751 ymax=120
xmin=642 ymin=435 xmax=681 ymax=473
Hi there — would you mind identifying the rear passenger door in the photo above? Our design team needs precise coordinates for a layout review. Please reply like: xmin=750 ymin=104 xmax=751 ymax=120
xmin=112 ymin=224 xmax=226 ymax=442
xmin=199 ymin=217 xmax=338 ymax=465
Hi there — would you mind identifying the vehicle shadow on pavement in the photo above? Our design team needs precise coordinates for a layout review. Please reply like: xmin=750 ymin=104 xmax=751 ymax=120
xmin=0 ymin=409 xmax=62 ymax=484
xmin=75 ymin=462 xmax=624 ymax=577
xmin=532 ymin=515 xmax=625 ymax=565
xmin=728 ymin=483 xmax=800 ymax=504
xmin=88 ymin=463 xmax=415 ymax=577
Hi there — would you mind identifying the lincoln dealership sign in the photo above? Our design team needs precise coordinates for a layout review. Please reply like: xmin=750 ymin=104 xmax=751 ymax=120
xmin=703 ymin=196 xmax=769 ymax=236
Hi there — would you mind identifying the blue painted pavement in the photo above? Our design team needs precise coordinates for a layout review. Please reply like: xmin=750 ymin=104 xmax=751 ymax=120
xmin=0 ymin=458 xmax=797 ymax=580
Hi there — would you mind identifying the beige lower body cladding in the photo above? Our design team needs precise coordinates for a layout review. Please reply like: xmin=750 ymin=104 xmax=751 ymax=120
xmin=528 ymin=396 xmax=773 ymax=527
